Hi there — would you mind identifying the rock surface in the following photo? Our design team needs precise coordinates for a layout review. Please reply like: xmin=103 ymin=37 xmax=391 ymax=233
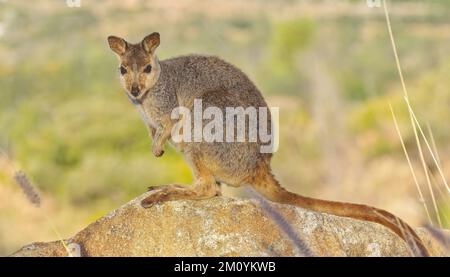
xmin=11 ymin=191 xmax=449 ymax=257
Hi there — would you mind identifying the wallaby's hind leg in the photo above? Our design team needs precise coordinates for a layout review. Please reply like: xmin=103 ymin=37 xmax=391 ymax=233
xmin=141 ymin=156 xmax=221 ymax=208
xmin=247 ymin=162 xmax=429 ymax=257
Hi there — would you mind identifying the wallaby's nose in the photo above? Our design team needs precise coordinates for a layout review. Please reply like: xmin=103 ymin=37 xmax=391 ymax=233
xmin=131 ymin=85 xmax=140 ymax=97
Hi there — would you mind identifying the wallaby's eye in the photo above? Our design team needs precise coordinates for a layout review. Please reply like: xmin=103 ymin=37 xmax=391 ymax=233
xmin=143 ymin=64 xmax=152 ymax=74
xmin=119 ymin=66 xmax=127 ymax=75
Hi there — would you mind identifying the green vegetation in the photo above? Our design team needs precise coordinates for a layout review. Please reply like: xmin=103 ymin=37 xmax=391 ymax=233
xmin=1 ymin=0 xmax=450 ymax=255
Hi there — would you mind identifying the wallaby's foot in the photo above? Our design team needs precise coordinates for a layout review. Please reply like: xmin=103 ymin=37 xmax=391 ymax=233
xmin=142 ymin=154 xmax=222 ymax=208
xmin=141 ymin=185 xmax=192 ymax=208
xmin=147 ymin=184 xmax=185 ymax=192
xmin=141 ymin=182 xmax=220 ymax=208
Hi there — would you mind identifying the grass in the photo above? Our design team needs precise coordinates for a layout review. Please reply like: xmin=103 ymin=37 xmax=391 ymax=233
xmin=383 ymin=0 xmax=449 ymax=231
xmin=389 ymin=103 xmax=432 ymax=225
xmin=0 ymin=149 xmax=71 ymax=256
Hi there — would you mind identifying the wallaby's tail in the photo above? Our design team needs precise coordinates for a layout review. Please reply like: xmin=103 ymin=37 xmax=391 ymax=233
xmin=253 ymin=172 xmax=429 ymax=257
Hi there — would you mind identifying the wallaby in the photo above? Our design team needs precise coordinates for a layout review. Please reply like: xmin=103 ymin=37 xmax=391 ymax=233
xmin=107 ymin=32 xmax=429 ymax=256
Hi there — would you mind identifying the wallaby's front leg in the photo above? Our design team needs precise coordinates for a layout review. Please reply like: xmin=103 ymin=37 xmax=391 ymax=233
xmin=149 ymin=126 xmax=156 ymax=139
xmin=152 ymin=119 xmax=172 ymax=157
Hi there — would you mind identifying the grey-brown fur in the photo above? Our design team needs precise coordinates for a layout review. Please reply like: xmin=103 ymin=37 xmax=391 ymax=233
xmin=107 ymin=33 xmax=429 ymax=256
xmin=144 ymin=55 xmax=271 ymax=184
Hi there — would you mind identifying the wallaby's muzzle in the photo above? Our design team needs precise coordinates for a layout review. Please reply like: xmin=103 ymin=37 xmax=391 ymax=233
xmin=131 ymin=84 xmax=140 ymax=97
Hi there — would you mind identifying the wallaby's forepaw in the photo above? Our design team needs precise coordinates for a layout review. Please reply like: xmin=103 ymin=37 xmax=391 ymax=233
xmin=152 ymin=146 xmax=164 ymax=157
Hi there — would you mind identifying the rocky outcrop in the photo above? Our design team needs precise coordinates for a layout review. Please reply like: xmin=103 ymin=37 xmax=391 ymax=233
xmin=11 ymin=191 xmax=449 ymax=257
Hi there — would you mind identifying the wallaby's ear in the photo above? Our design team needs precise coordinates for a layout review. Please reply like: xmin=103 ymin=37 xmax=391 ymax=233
xmin=141 ymin=32 xmax=160 ymax=54
xmin=107 ymin=35 xmax=128 ymax=55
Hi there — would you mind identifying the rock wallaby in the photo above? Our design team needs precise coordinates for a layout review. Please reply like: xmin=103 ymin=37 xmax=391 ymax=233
xmin=107 ymin=32 xmax=429 ymax=256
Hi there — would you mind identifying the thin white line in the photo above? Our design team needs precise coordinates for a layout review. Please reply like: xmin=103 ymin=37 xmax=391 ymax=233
xmin=405 ymin=97 xmax=450 ymax=194
xmin=389 ymin=103 xmax=432 ymax=225
xmin=382 ymin=0 xmax=448 ymax=226
xmin=383 ymin=0 xmax=449 ymax=194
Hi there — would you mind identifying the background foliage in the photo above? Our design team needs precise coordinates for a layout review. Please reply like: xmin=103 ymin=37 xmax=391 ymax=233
xmin=1 ymin=0 xmax=449 ymax=255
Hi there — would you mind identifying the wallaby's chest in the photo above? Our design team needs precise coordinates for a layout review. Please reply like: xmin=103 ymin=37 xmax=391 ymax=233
xmin=136 ymin=104 xmax=157 ymax=129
